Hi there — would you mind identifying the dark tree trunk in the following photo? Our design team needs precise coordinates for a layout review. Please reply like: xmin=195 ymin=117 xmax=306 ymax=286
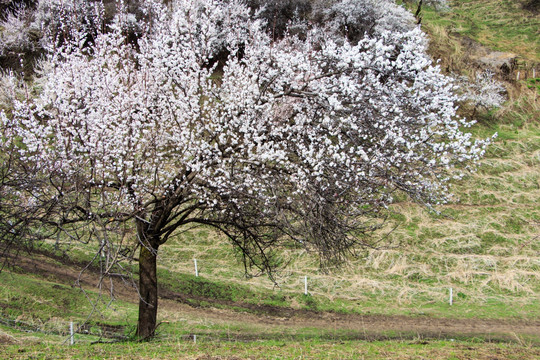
xmin=415 ymin=0 xmax=423 ymax=24
xmin=136 ymin=241 xmax=159 ymax=339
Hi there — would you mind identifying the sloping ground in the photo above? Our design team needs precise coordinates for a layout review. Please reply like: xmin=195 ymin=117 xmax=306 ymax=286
xmin=3 ymin=251 xmax=539 ymax=345
xmin=159 ymin=299 xmax=540 ymax=343
xmin=152 ymin=123 xmax=540 ymax=323
xmin=77 ymin=127 xmax=534 ymax=336
xmin=421 ymin=0 xmax=540 ymax=64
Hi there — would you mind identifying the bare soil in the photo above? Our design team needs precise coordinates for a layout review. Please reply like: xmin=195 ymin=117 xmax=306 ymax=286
xmin=5 ymin=252 xmax=540 ymax=344
xmin=159 ymin=298 xmax=540 ymax=343
xmin=0 ymin=334 xmax=15 ymax=345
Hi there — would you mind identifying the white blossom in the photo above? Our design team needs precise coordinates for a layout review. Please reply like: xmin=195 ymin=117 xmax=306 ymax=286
xmin=0 ymin=3 xmax=36 ymax=55
xmin=1 ymin=0 xmax=491 ymax=260
xmin=458 ymin=70 xmax=507 ymax=112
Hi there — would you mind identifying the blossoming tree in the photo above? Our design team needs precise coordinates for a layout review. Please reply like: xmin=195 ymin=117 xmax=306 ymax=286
xmin=1 ymin=0 xmax=490 ymax=338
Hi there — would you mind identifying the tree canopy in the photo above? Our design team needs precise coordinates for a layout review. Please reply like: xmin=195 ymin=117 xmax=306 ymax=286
xmin=0 ymin=0 xmax=490 ymax=338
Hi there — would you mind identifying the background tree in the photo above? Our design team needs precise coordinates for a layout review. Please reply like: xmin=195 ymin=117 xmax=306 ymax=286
xmin=457 ymin=70 xmax=507 ymax=118
xmin=406 ymin=0 xmax=449 ymax=24
xmin=246 ymin=0 xmax=313 ymax=40
xmin=1 ymin=0 xmax=490 ymax=339
xmin=317 ymin=0 xmax=415 ymax=42
xmin=0 ymin=70 xmax=58 ymax=271
xmin=0 ymin=0 xmax=148 ymax=75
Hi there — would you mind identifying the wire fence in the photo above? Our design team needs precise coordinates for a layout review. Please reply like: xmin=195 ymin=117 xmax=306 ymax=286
xmin=0 ymin=315 xmax=128 ymax=344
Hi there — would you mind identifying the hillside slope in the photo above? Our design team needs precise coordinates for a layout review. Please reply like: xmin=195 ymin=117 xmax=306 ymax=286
xmin=0 ymin=0 xmax=539 ymax=358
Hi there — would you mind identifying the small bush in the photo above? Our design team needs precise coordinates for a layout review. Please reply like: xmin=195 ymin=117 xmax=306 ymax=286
xmin=317 ymin=0 xmax=415 ymax=43
xmin=246 ymin=0 xmax=312 ymax=39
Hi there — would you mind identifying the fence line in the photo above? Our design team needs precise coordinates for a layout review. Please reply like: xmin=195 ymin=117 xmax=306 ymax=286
xmin=0 ymin=316 xmax=128 ymax=344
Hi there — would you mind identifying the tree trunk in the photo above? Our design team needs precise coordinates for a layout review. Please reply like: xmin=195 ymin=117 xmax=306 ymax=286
xmin=415 ymin=0 xmax=423 ymax=24
xmin=136 ymin=242 xmax=159 ymax=339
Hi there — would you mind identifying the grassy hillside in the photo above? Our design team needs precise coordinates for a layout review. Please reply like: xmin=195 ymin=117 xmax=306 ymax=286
xmin=1 ymin=0 xmax=539 ymax=358
xmin=421 ymin=0 xmax=539 ymax=63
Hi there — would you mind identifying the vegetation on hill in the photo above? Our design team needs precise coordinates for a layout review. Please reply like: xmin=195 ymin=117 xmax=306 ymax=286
xmin=0 ymin=0 xmax=539 ymax=358
xmin=420 ymin=0 xmax=539 ymax=63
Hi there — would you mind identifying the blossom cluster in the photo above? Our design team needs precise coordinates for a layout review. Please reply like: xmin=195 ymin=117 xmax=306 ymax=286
xmin=2 ymin=0 xmax=490 ymax=233
xmin=320 ymin=0 xmax=415 ymax=41
xmin=457 ymin=71 xmax=507 ymax=111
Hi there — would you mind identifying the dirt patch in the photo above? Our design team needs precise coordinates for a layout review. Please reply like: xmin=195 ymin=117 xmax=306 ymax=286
xmin=159 ymin=298 xmax=540 ymax=344
xmin=458 ymin=36 xmax=519 ymax=77
xmin=0 ymin=334 xmax=16 ymax=345
xmin=159 ymin=288 xmax=540 ymax=342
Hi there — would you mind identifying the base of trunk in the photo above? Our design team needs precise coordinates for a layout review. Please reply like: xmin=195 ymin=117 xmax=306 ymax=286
xmin=136 ymin=244 xmax=159 ymax=339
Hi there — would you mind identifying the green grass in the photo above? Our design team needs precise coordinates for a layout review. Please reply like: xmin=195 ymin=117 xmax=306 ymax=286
xmin=0 ymin=271 xmax=137 ymax=335
xmin=0 ymin=273 xmax=83 ymax=321
xmin=2 ymin=336 xmax=539 ymax=359
xmin=527 ymin=77 xmax=540 ymax=93
xmin=419 ymin=0 xmax=540 ymax=63
xmin=158 ymin=268 xmax=288 ymax=308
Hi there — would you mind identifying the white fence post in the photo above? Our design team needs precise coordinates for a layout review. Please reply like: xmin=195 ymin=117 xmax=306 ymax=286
xmin=70 ymin=321 xmax=74 ymax=345
xmin=194 ymin=259 xmax=199 ymax=277
xmin=304 ymin=276 xmax=308 ymax=295
xmin=449 ymin=288 xmax=453 ymax=306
